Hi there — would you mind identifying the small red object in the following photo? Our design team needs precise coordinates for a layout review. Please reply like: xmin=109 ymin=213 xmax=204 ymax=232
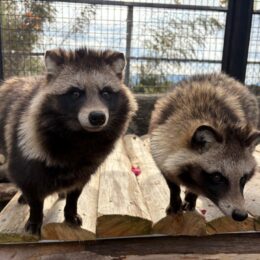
xmin=200 ymin=209 xmax=207 ymax=215
xmin=131 ymin=166 xmax=141 ymax=176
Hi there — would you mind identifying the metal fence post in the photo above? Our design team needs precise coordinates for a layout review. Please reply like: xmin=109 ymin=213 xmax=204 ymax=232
xmin=125 ymin=5 xmax=133 ymax=86
xmin=221 ymin=0 xmax=253 ymax=83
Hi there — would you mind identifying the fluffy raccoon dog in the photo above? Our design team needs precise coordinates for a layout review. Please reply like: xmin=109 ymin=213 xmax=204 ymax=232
xmin=149 ymin=73 xmax=260 ymax=222
xmin=0 ymin=48 xmax=137 ymax=235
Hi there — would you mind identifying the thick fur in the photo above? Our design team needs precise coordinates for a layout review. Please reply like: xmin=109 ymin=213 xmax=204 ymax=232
xmin=0 ymin=47 xmax=137 ymax=234
xmin=149 ymin=73 xmax=260 ymax=220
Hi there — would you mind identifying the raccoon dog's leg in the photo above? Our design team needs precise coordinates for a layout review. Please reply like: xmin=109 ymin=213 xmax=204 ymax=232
xmin=24 ymin=196 xmax=44 ymax=235
xmin=64 ymin=187 xmax=83 ymax=226
xmin=58 ymin=192 xmax=66 ymax=199
xmin=18 ymin=194 xmax=27 ymax=204
xmin=165 ymin=179 xmax=182 ymax=215
xmin=182 ymin=191 xmax=198 ymax=211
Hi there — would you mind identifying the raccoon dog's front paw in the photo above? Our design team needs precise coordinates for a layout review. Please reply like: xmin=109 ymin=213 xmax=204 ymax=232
xmin=58 ymin=192 xmax=66 ymax=199
xmin=166 ymin=204 xmax=182 ymax=215
xmin=65 ymin=214 xmax=83 ymax=226
xmin=182 ymin=201 xmax=196 ymax=211
xmin=18 ymin=194 xmax=27 ymax=204
xmin=25 ymin=220 xmax=41 ymax=236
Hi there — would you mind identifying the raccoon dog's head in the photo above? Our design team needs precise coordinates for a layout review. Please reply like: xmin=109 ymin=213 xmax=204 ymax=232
xmin=163 ymin=124 xmax=260 ymax=221
xmin=40 ymin=48 xmax=136 ymax=133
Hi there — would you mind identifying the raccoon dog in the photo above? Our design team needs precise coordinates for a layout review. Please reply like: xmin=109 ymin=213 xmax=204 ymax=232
xmin=0 ymin=48 xmax=137 ymax=234
xmin=149 ymin=73 xmax=260 ymax=221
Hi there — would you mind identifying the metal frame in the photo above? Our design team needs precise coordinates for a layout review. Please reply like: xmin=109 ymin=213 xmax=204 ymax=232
xmin=221 ymin=0 xmax=254 ymax=83
xmin=42 ymin=0 xmax=227 ymax=12
xmin=0 ymin=0 xmax=256 ymax=84
xmin=125 ymin=5 xmax=133 ymax=86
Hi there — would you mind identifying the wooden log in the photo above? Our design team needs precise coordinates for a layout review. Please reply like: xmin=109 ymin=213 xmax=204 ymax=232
xmin=96 ymin=139 xmax=152 ymax=238
xmin=206 ymin=216 xmax=255 ymax=235
xmin=0 ymin=183 xmax=17 ymax=202
xmin=0 ymin=192 xmax=57 ymax=243
xmin=124 ymin=134 xmax=206 ymax=236
xmin=41 ymin=170 xmax=100 ymax=241
xmin=123 ymin=134 xmax=169 ymax=225
xmin=153 ymin=212 xmax=206 ymax=236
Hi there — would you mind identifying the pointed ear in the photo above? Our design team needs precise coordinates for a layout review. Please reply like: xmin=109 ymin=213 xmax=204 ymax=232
xmin=105 ymin=51 xmax=126 ymax=79
xmin=191 ymin=125 xmax=223 ymax=153
xmin=246 ymin=130 xmax=260 ymax=149
xmin=44 ymin=49 xmax=65 ymax=79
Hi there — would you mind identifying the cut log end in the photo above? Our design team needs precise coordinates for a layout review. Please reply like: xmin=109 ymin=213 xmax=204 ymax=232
xmin=206 ymin=216 xmax=255 ymax=235
xmin=153 ymin=211 xmax=207 ymax=236
xmin=41 ymin=223 xmax=95 ymax=241
xmin=97 ymin=215 xmax=152 ymax=238
xmin=0 ymin=233 xmax=38 ymax=243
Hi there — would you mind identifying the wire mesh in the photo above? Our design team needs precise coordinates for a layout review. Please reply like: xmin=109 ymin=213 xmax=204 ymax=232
xmin=246 ymin=1 xmax=260 ymax=86
xmin=1 ymin=0 xmax=227 ymax=91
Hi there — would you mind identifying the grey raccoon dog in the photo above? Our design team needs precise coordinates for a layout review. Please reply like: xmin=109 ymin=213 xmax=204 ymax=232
xmin=0 ymin=47 xmax=137 ymax=235
xmin=149 ymin=73 xmax=260 ymax=221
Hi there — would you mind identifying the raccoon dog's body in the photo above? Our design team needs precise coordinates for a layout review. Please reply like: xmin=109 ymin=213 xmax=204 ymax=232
xmin=149 ymin=73 xmax=260 ymax=221
xmin=0 ymin=48 xmax=137 ymax=234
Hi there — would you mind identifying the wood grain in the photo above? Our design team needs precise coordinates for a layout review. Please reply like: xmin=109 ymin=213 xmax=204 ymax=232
xmin=96 ymin=139 xmax=152 ymax=238
xmin=0 ymin=192 xmax=57 ymax=242
xmin=41 ymin=171 xmax=100 ymax=240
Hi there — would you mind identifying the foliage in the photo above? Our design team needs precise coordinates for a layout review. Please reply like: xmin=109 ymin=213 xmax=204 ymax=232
xmin=132 ymin=83 xmax=171 ymax=94
xmin=135 ymin=4 xmax=225 ymax=92
xmin=59 ymin=5 xmax=96 ymax=45
xmin=1 ymin=1 xmax=96 ymax=78
xmin=1 ymin=1 xmax=56 ymax=77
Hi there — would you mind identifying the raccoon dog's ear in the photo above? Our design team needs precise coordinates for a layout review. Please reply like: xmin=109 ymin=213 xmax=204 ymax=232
xmin=246 ymin=130 xmax=260 ymax=149
xmin=45 ymin=49 xmax=65 ymax=79
xmin=191 ymin=125 xmax=223 ymax=153
xmin=106 ymin=51 xmax=126 ymax=79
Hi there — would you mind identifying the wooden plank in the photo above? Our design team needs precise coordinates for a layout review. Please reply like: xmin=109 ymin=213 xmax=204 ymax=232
xmin=124 ymin=134 xmax=206 ymax=236
xmin=96 ymin=139 xmax=152 ymax=238
xmin=41 ymin=171 xmax=100 ymax=240
xmin=0 ymin=192 xmax=57 ymax=243
xmin=0 ymin=183 xmax=17 ymax=202
xmin=124 ymin=134 xmax=169 ymax=225
xmin=1 ymin=233 xmax=260 ymax=257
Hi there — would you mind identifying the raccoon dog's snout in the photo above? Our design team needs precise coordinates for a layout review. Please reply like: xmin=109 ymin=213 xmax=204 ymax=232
xmin=89 ymin=111 xmax=106 ymax=126
xmin=78 ymin=108 xmax=109 ymax=131
xmin=232 ymin=209 xmax=248 ymax=221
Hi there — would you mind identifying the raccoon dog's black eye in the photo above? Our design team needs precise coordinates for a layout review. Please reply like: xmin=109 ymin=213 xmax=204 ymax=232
xmin=68 ymin=87 xmax=84 ymax=100
xmin=101 ymin=86 xmax=113 ymax=100
xmin=210 ymin=172 xmax=225 ymax=184
xmin=72 ymin=91 xmax=80 ymax=99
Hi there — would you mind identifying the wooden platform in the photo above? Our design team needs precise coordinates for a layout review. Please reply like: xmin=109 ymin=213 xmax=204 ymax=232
xmin=1 ymin=134 xmax=260 ymax=242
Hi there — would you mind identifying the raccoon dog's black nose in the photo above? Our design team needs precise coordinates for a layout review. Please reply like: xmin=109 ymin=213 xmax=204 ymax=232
xmin=232 ymin=209 xmax=248 ymax=221
xmin=89 ymin=111 xmax=106 ymax=126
